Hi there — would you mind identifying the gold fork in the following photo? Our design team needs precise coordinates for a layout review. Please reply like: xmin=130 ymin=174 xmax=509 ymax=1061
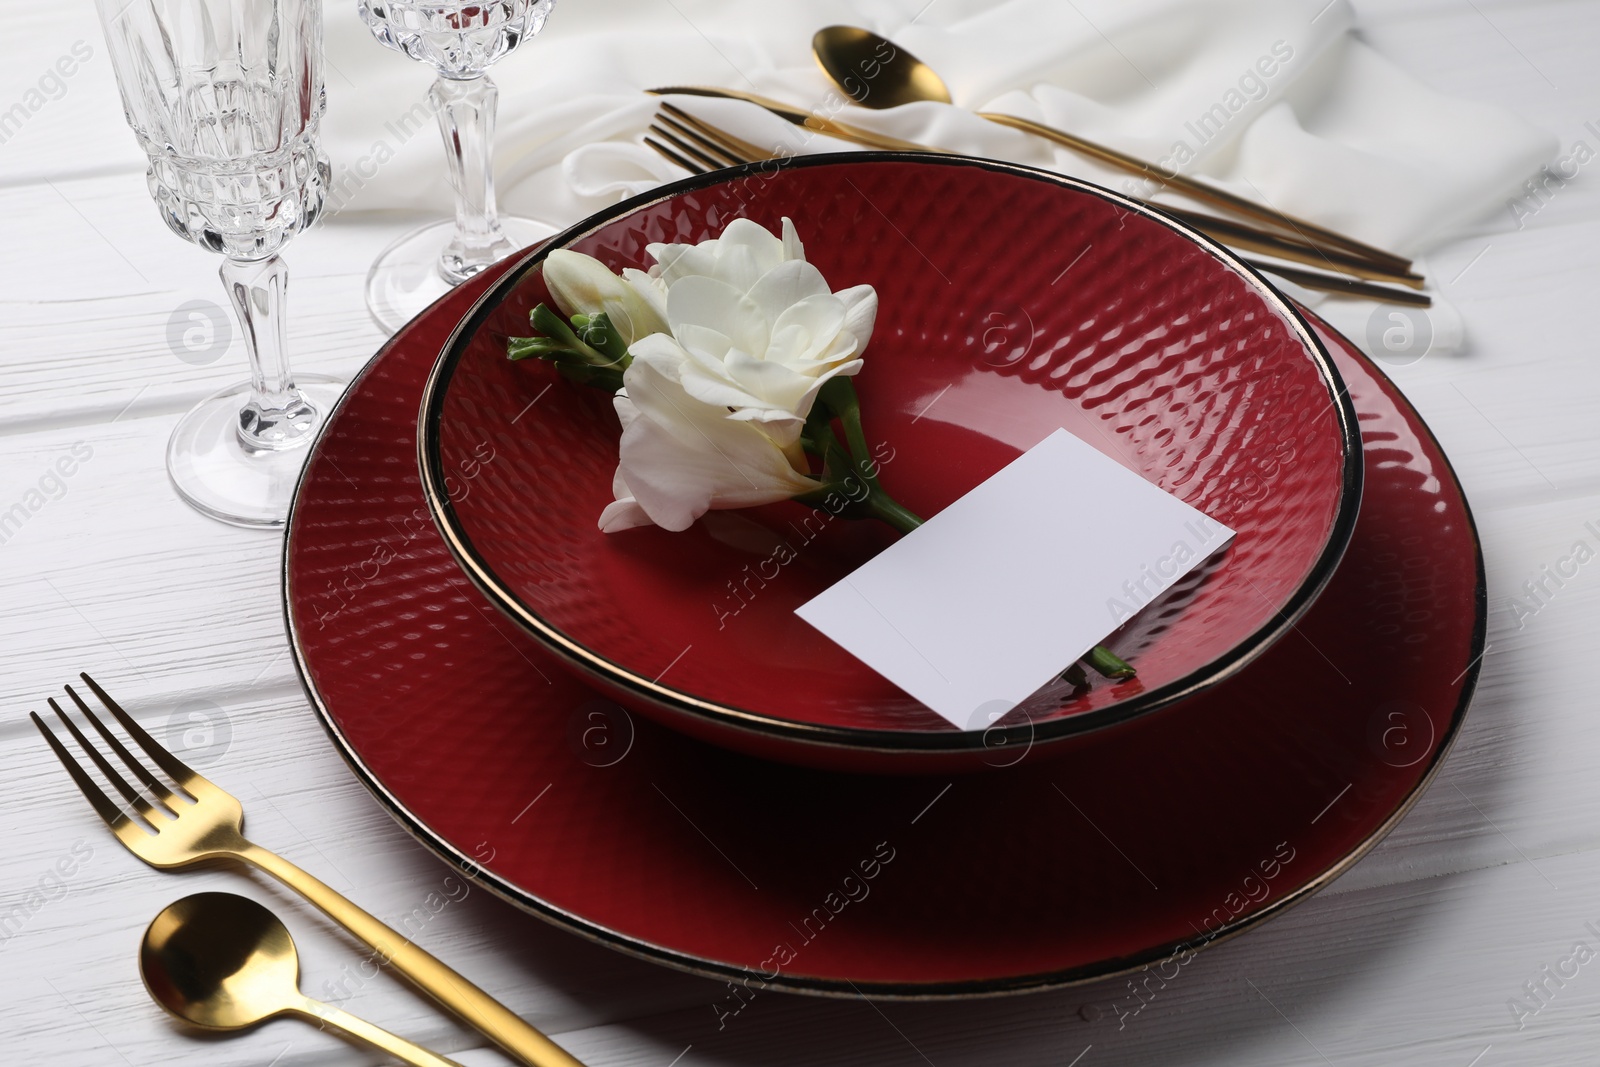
xmin=31 ymin=673 xmax=585 ymax=1067
xmin=645 ymin=102 xmax=1431 ymax=308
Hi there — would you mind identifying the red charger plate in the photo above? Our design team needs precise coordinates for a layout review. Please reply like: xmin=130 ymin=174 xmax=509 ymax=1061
xmin=418 ymin=156 xmax=1363 ymax=772
xmin=285 ymin=252 xmax=1483 ymax=997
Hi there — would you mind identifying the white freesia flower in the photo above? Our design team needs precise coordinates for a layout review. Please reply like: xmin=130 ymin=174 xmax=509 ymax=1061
xmin=638 ymin=218 xmax=878 ymax=446
xmin=599 ymin=348 xmax=817 ymax=533
xmin=575 ymin=217 xmax=880 ymax=533
xmin=541 ymin=249 xmax=669 ymax=345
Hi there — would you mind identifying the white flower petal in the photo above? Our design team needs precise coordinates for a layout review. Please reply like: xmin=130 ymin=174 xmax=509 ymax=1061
xmin=746 ymin=259 xmax=831 ymax=326
xmin=647 ymin=241 xmax=717 ymax=287
xmin=621 ymin=268 xmax=669 ymax=325
xmin=676 ymin=368 xmax=771 ymax=413
xmin=722 ymin=404 xmax=807 ymax=449
xmin=598 ymin=465 xmax=654 ymax=532
xmin=609 ymin=355 xmax=816 ymax=531
xmin=666 ymin=276 xmax=769 ymax=356
xmin=722 ymin=347 xmax=819 ymax=410
xmin=542 ymin=250 xmax=613 ymax=319
xmin=835 ymin=284 xmax=879 ymax=348
xmin=781 ymin=217 xmax=806 ymax=263
xmin=612 ymin=390 xmax=642 ymax=431
xmin=714 ymin=244 xmax=771 ymax=294
xmin=676 ymin=353 xmax=813 ymax=421
xmin=599 ymin=494 xmax=654 ymax=532
xmin=768 ymin=295 xmax=850 ymax=365
xmin=718 ymin=218 xmax=792 ymax=275
xmin=790 ymin=358 xmax=865 ymax=418
xmin=671 ymin=324 xmax=742 ymax=377
xmin=626 ymin=333 xmax=692 ymax=382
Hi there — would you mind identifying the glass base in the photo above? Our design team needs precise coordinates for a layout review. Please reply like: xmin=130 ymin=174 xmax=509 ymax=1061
xmin=167 ymin=374 xmax=346 ymax=529
xmin=364 ymin=216 xmax=554 ymax=335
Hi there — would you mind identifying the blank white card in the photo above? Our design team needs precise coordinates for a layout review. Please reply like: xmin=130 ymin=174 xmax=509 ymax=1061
xmin=795 ymin=429 xmax=1235 ymax=729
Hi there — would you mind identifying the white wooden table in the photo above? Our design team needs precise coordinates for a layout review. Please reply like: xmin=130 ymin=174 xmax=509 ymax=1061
xmin=4 ymin=1 xmax=1598 ymax=1063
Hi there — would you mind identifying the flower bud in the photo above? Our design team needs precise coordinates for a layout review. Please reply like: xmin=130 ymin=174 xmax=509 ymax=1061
xmin=542 ymin=250 xmax=669 ymax=345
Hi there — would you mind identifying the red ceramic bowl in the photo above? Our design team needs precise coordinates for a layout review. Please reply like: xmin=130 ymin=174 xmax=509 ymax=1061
xmin=419 ymin=154 xmax=1361 ymax=773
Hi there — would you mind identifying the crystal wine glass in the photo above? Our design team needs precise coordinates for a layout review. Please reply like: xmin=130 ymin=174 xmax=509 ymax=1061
xmin=96 ymin=0 xmax=342 ymax=528
xmin=360 ymin=0 xmax=557 ymax=333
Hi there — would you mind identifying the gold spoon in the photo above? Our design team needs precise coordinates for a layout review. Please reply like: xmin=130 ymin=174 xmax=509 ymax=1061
xmin=140 ymin=892 xmax=463 ymax=1067
xmin=810 ymin=24 xmax=1416 ymax=276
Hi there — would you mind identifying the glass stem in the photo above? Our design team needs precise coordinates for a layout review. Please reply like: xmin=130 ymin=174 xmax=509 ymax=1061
xmin=431 ymin=73 xmax=514 ymax=285
xmin=221 ymin=254 xmax=317 ymax=453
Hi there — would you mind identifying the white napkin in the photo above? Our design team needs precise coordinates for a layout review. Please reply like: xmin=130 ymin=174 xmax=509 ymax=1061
xmin=321 ymin=0 xmax=1553 ymax=335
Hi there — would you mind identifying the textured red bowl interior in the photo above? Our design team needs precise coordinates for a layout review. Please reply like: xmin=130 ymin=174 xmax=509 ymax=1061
xmin=428 ymin=156 xmax=1355 ymax=743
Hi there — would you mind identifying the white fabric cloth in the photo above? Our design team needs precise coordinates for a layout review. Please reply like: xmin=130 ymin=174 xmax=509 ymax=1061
xmin=321 ymin=0 xmax=1553 ymax=307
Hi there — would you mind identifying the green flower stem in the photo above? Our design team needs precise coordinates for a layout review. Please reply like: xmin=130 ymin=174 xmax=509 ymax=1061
xmin=508 ymin=306 xmax=629 ymax=393
xmin=576 ymin=312 xmax=632 ymax=368
xmin=819 ymin=377 xmax=879 ymax=490
xmin=506 ymin=337 xmax=571 ymax=361
xmin=563 ymin=364 xmax=626 ymax=393
xmin=803 ymin=419 xmax=855 ymax=486
xmin=1084 ymin=644 xmax=1137 ymax=680
xmin=528 ymin=304 xmax=610 ymax=367
xmin=801 ymin=413 xmax=920 ymax=534
xmin=864 ymin=490 xmax=923 ymax=535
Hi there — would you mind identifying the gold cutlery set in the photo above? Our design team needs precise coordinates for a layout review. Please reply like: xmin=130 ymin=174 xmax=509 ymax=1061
xmin=646 ymin=25 xmax=1430 ymax=308
xmin=33 ymin=674 xmax=585 ymax=1067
